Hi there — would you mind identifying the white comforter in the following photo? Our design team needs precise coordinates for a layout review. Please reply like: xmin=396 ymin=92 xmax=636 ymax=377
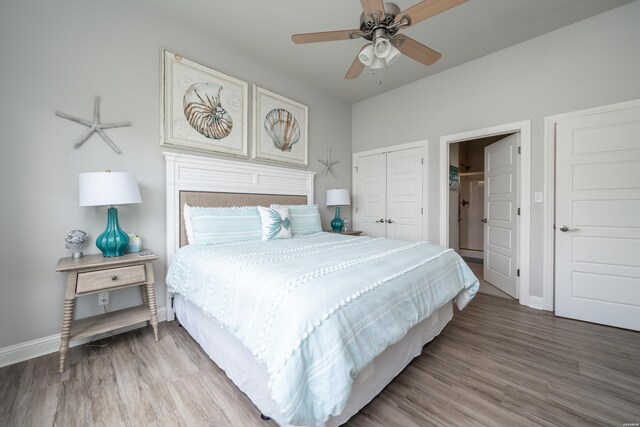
xmin=167 ymin=233 xmax=478 ymax=426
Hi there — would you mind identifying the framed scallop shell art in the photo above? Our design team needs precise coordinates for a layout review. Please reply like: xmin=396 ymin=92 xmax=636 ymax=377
xmin=161 ymin=50 xmax=248 ymax=157
xmin=252 ymin=85 xmax=308 ymax=167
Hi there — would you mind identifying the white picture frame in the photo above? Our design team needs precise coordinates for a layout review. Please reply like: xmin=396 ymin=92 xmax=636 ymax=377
xmin=161 ymin=50 xmax=248 ymax=157
xmin=252 ymin=85 xmax=308 ymax=166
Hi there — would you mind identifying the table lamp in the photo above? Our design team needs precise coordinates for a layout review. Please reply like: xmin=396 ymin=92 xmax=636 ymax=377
xmin=79 ymin=171 xmax=142 ymax=257
xmin=326 ymin=188 xmax=350 ymax=232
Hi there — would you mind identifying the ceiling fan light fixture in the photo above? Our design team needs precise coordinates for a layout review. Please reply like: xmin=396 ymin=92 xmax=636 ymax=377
xmin=385 ymin=44 xmax=401 ymax=65
xmin=373 ymin=37 xmax=392 ymax=58
xmin=370 ymin=56 xmax=386 ymax=70
xmin=358 ymin=43 xmax=375 ymax=66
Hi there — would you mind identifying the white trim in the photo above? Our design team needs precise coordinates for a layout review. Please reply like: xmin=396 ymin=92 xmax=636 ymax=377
xmin=439 ymin=120 xmax=531 ymax=308
xmin=527 ymin=296 xmax=545 ymax=311
xmin=542 ymin=98 xmax=640 ymax=313
xmin=353 ymin=140 xmax=429 ymax=158
xmin=0 ymin=308 xmax=167 ymax=368
xmin=164 ymin=152 xmax=316 ymax=320
xmin=352 ymin=140 xmax=429 ymax=242
xmin=459 ymin=249 xmax=483 ymax=260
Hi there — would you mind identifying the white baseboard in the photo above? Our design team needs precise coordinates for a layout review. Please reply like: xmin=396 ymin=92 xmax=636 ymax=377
xmin=527 ymin=296 xmax=547 ymax=311
xmin=0 ymin=307 xmax=167 ymax=368
xmin=459 ymin=249 xmax=484 ymax=260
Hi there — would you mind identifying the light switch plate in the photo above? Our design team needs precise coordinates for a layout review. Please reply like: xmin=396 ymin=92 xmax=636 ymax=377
xmin=534 ymin=192 xmax=543 ymax=203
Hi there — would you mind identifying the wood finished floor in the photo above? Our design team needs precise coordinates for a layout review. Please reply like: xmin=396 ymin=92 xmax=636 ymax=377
xmin=465 ymin=260 xmax=514 ymax=300
xmin=1 ymin=294 xmax=639 ymax=426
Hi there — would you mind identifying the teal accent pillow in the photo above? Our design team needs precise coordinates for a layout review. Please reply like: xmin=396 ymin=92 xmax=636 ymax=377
xmin=271 ymin=204 xmax=323 ymax=235
xmin=258 ymin=207 xmax=292 ymax=240
xmin=185 ymin=205 xmax=262 ymax=245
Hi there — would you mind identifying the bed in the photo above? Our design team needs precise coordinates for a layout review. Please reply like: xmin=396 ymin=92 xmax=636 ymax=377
xmin=164 ymin=153 xmax=478 ymax=427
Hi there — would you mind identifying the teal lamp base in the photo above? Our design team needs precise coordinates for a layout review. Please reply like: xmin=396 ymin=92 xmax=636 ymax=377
xmin=96 ymin=207 xmax=130 ymax=257
xmin=330 ymin=206 xmax=344 ymax=232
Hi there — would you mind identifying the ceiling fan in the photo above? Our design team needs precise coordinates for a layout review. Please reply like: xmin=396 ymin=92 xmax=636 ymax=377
xmin=292 ymin=0 xmax=467 ymax=79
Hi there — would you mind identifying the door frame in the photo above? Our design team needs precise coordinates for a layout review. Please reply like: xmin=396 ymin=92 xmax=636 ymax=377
xmin=352 ymin=140 xmax=429 ymax=241
xmin=439 ymin=120 xmax=531 ymax=307
xmin=542 ymin=99 xmax=640 ymax=312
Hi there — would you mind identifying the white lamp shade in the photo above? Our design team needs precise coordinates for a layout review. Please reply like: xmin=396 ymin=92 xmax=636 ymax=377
xmin=370 ymin=56 xmax=386 ymax=70
xmin=385 ymin=44 xmax=401 ymax=65
xmin=374 ymin=38 xmax=392 ymax=58
xmin=79 ymin=172 xmax=142 ymax=207
xmin=358 ymin=44 xmax=374 ymax=66
xmin=326 ymin=188 xmax=350 ymax=206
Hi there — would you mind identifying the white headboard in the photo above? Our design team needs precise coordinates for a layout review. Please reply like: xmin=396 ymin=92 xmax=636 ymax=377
xmin=164 ymin=152 xmax=316 ymax=318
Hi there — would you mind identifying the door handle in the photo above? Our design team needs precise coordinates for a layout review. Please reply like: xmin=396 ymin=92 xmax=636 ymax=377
xmin=375 ymin=218 xmax=385 ymax=223
xmin=559 ymin=225 xmax=579 ymax=232
xmin=481 ymin=218 xmax=487 ymax=223
xmin=386 ymin=219 xmax=394 ymax=224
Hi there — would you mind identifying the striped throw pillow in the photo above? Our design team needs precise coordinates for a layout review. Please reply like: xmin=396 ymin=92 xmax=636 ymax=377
xmin=271 ymin=204 xmax=323 ymax=235
xmin=184 ymin=204 xmax=262 ymax=245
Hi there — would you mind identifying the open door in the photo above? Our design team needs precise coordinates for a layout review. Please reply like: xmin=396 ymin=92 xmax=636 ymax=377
xmin=483 ymin=134 xmax=519 ymax=298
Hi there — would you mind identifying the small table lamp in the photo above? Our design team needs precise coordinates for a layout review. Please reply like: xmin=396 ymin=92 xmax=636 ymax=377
xmin=79 ymin=171 xmax=142 ymax=257
xmin=326 ymin=188 xmax=350 ymax=232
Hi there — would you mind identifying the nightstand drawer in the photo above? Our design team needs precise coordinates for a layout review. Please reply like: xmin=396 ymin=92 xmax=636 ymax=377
xmin=76 ymin=265 xmax=146 ymax=294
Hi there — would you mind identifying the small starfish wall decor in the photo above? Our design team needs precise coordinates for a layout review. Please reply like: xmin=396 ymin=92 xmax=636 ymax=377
xmin=56 ymin=97 xmax=131 ymax=154
xmin=319 ymin=149 xmax=339 ymax=177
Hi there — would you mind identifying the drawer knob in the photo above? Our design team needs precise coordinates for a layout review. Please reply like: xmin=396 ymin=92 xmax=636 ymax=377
xmin=111 ymin=276 xmax=118 ymax=281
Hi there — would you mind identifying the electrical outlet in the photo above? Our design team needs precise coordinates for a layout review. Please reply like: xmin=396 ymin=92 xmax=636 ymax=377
xmin=98 ymin=292 xmax=109 ymax=306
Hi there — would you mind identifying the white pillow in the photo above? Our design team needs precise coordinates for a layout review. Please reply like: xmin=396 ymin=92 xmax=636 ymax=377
xmin=184 ymin=204 xmax=195 ymax=244
xmin=258 ymin=207 xmax=292 ymax=241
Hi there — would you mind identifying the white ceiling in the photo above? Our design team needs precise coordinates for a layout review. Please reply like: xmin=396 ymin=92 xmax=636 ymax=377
xmin=131 ymin=0 xmax=632 ymax=104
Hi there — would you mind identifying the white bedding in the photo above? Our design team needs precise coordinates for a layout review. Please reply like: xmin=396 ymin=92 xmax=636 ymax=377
xmin=166 ymin=232 xmax=478 ymax=425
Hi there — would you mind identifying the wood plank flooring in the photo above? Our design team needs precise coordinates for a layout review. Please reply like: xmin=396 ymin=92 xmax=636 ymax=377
xmin=465 ymin=260 xmax=514 ymax=300
xmin=1 ymin=294 xmax=639 ymax=426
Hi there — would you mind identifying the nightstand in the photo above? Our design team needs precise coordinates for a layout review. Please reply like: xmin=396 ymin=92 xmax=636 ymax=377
xmin=339 ymin=230 xmax=362 ymax=236
xmin=55 ymin=250 xmax=159 ymax=373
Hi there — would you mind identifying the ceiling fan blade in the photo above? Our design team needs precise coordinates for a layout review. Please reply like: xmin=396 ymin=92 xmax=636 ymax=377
xmin=361 ymin=0 xmax=386 ymax=21
xmin=393 ymin=35 xmax=441 ymax=66
xmin=395 ymin=0 xmax=467 ymax=26
xmin=292 ymin=29 xmax=360 ymax=44
xmin=345 ymin=47 xmax=366 ymax=80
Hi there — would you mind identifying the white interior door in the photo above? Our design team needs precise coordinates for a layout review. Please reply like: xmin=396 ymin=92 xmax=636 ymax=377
xmin=386 ymin=148 xmax=423 ymax=241
xmin=484 ymin=134 xmax=518 ymax=298
xmin=355 ymin=153 xmax=386 ymax=237
xmin=555 ymin=104 xmax=640 ymax=331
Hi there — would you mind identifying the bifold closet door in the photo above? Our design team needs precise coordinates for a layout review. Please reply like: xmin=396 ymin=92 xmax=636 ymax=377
xmin=356 ymin=153 xmax=387 ymax=237
xmin=386 ymin=148 xmax=423 ymax=241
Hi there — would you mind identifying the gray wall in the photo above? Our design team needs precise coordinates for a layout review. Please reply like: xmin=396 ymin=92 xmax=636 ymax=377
xmin=0 ymin=0 xmax=351 ymax=348
xmin=352 ymin=1 xmax=640 ymax=299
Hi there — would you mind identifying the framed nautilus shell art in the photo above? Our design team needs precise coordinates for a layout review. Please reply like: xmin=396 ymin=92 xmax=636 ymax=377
xmin=161 ymin=50 xmax=248 ymax=157
xmin=252 ymin=85 xmax=308 ymax=167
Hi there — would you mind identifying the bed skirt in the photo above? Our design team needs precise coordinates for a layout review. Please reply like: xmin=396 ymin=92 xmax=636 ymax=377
xmin=175 ymin=294 xmax=453 ymax=427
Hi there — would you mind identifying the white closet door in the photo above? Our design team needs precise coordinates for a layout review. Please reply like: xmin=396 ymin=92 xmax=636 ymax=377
xmin=355 ymin=153 xmax=387 ymax=237
xmin=555 ymin=104 xmax=640 ymax=331
xmin=483 ymin=134 xmax=519 ymax=298
xmin=386 ymin=148 xmax=423 ymax=241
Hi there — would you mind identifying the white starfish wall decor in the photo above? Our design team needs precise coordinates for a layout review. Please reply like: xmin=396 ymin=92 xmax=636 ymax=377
xmin=56 ymin=97 xmax=131 ymax=154
xmin=318 ymin=149 xmax=339 ymax=177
